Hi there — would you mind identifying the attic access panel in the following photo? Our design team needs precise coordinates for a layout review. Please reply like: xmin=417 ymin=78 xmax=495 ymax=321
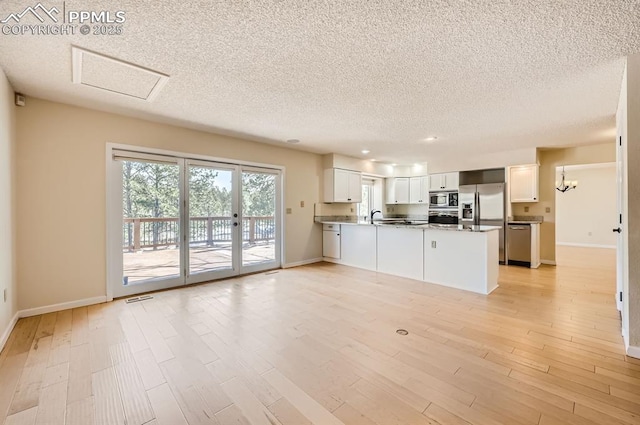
xmin=71 ymin=46 xmax=169 ymax=101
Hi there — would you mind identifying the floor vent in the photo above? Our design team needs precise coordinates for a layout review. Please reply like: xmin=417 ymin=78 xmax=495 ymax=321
xmin=126 ymin=295 xmax=154 ymax=304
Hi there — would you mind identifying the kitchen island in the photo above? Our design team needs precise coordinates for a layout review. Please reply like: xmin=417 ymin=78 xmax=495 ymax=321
xmin=318 ymin=219 xmax=500 ymax=295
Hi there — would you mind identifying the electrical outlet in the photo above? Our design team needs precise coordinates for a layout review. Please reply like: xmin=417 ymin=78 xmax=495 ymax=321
xmin=350 ymin=208 xmax=354 ymax=213
xmin=300 ymin=201 xmax=304 ymax=208
xmin=588 ymin=231 xmax=592 ymax=236
xmin=545 ymin=207 xmax=551 ymax=213
xmin=524 ymin=206 xmax=529 ymax=212
xmin=431 ymin=241 xmax=437 ymax=248
xmin=3 ymin=289 xmax=6 ymax=303
xmin=286 ymin=208 xmax=292 ymax=214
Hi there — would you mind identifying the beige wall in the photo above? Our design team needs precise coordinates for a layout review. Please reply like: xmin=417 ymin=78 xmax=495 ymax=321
xmin=555 ymin=164 xmax=617 ymax=248
xmin=16 ymin=98 xmax=323 ymax=310
xmin=511 ymin=143 xmax=616 ymax=262
xmin=428 ymin=147 xmax=537 ymax=174
xmin=0 ymin=68 xmax=17 ymax=343
xmin=624 ymin=54 xmax=640 ymax=347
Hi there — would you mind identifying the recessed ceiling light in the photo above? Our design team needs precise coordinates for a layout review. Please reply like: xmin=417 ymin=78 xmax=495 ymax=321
xmin=424 ymin=136 xmax=438 ymax=141
xmin=370 ymin=159 xmax=377 ymax=162
xmin=285 ymin=139 xmax=300 ymax=144
xmin=362 ymin=149 xmax=370 ymax=154
xmin=391 ymin=163 xmax=397 ymax=166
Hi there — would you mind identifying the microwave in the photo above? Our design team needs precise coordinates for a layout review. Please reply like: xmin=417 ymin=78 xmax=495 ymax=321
xmin=429 ymin=191 xmax=458 ymax=208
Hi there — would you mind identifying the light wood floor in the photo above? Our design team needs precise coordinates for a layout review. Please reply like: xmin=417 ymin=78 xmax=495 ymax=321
xmin=1 ymin=246 xmax=636 ymax=425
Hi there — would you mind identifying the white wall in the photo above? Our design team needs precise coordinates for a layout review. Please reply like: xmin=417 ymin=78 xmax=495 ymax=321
xmin=0 ymin=67 xmax=17 ymax=350
xmin=556 ymin=164 xmax=617 ymax=248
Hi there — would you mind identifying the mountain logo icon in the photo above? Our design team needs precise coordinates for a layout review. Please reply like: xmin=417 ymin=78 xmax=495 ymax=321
xmin=1 ymin=3 xmax=59 ymax=24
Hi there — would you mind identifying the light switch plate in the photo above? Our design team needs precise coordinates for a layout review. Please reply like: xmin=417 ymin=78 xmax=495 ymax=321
xmin=286 ymin=208 xmax=292 ymax=214
xmin=524 ymin=206 xmax=529 ymax=212
xmin=431 ymin=241 xmax=437 ymax=248
xmin=300 ymin=201 xmax=304 ymax=208
xmin=546 ymin=207 xmax=551 ymax=213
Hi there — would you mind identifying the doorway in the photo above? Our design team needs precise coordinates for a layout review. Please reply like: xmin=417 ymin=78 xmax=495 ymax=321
xmin=108 ymin=148 xmax=282 ymax=299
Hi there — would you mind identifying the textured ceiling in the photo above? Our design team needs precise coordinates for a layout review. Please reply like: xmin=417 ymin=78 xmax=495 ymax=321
xmin=0 ymin=0 xmax=638 ymax=164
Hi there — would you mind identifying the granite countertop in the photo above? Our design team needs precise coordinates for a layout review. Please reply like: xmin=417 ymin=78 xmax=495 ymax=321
xmin=508 ymin=215 xmax=543 ymax=224
xmin=315 ymin=217 xmax=500 ymax=232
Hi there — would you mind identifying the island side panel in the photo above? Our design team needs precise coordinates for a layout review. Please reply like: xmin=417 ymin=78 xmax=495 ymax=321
xmin=377 ymin=226 xmax=424 ymax=281
xmin=486 ymin=229 xmax=499 ymax=293
xmin=424 ymin=229 xmax=499 ymax=294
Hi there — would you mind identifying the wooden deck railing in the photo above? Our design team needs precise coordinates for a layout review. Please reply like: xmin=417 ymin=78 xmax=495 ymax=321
xmin=123 ymin=216 xmax=275 ymax=251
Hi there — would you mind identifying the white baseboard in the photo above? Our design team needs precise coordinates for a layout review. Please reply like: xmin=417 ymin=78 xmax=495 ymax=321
xmin=627 ymin=346 xmax=640 ymax=359
xmin=541 ymin=259 xmax=556 ymax=266
xmin=556 ymin=242 xmax=616 ymax=249
xmin=0 ymin=312 xmax=19 ymax=353
xmin=18 ymin=296 xmax=107 ymax=318
xmin=282 ymin=257 xmax=323 ymax=269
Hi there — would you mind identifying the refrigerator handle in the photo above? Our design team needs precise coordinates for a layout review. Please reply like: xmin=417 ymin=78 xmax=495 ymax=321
xmin=475 ymin=191 xmax=480 ymax=225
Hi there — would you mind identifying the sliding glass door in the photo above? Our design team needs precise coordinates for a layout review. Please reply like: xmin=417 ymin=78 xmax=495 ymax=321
xmin=115 ymin=154 xmax=185 ymax=297
xmin=110 ymin=150 xmax=281 ymax=298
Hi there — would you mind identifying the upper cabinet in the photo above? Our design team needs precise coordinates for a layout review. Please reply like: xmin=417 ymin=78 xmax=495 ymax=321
xmin=386 ymin=177 xmax=410 ymax=204
xmin=409 ymin=176 xmax=430 ymax=204
xmin=509 ymin=164 xmax=539 ymax=203
xmin=324 ymin=168 xmax=362 ymax=203
xmin=428 ymin=172 xmax=459 ymax=191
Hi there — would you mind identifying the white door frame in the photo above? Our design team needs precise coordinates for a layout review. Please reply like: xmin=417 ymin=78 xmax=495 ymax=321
xmin=106 ymin=143 xmax=285 ymax=301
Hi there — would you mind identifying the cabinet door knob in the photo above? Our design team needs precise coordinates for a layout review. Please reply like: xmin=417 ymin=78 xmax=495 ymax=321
xmin=613 ymin=227 xmax=622 ymax=233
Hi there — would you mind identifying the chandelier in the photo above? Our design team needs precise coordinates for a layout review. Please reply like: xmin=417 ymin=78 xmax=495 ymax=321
xmin=556 ymin=167 xmax=578 ymax=193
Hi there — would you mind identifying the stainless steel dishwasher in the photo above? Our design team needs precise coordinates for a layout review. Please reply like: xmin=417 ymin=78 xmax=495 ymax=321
xmin=507 ymin=224 xmax=531 ymax=267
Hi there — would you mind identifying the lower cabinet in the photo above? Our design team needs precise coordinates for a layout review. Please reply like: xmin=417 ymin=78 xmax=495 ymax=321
xmin=322 ymin=225 xmax=341 ymax=259
xmin=340 ymin=225 xmax=377 ymax=270
xmin=377 ymin=226 xmax=424 ymax=281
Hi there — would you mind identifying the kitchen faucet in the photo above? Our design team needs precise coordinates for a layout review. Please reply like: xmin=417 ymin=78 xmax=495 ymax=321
xmin=370 ymin=209 xmax=382 ymax=223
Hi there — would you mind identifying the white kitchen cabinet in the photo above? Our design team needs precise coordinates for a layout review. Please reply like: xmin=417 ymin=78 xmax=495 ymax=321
xmin=424 ymin=228 xmax=499 ymax=294
xmin=322 ymin=224 xmax=341 ymax=259
xmin=377 ymin=226 xmax=424 ymax=280
xmin=340 ymin=225 xmax=377 ymax=270
xmin=509 ymin=164 xmax=539 ymax=202
xmin=324 ymin=168 xmax=362 ymax=203
xmin=428 ymin=172 xmax=459 ymax=191
xmin=409 ymin=176 xmax=430 ymax=204
xmin=386 ymin=177 xmax=410 ymax=204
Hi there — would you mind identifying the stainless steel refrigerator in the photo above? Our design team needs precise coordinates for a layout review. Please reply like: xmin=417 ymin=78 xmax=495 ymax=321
xmin=458 ymin=183 xmax=506 ymax=263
